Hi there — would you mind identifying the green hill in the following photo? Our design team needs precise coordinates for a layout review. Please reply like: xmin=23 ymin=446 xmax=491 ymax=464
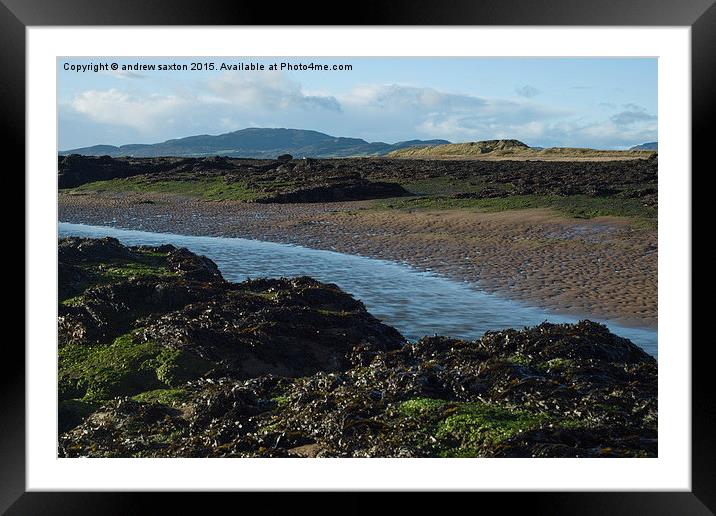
xmin=60 ymin=128 xmax=449 ymax=159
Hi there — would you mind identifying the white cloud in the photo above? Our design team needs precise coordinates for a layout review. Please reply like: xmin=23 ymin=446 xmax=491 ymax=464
xmin=609 ymin=104 xmax=657 ymax=126
xmin=70 ymin=89 xmax=187 ymax=133
xmin=342 ymin=84 xmax=486 ymax=111
xmin=519 ymin=117 xmax=657 ymax=149
xmin=340 ymin=84 xmax=570 ymax=143
xmin=205 ymin=71 xmax=340 ymax=112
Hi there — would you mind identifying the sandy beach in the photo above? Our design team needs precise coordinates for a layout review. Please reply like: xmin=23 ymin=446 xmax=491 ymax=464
xmin=58 ymin=191 xmax=657 ymax=328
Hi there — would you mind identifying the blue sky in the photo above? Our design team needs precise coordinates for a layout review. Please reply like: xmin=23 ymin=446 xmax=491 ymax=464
xmin=58 ymin=57 xmax=657 ymax=150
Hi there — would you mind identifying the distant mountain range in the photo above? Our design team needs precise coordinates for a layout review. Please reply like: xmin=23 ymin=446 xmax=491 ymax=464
xmin=629 ymin=142 xmax=658 ymax=151
xmin=59 ymin=128 xmax=450 ymax=159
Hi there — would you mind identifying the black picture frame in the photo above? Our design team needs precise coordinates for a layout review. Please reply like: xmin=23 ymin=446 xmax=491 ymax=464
xmin=6 ymin=0 xmax=711 ymax=513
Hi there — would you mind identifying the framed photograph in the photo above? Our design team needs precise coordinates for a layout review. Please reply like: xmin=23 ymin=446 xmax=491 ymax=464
xmin=8 ymin=0 xmax=710 ymax=512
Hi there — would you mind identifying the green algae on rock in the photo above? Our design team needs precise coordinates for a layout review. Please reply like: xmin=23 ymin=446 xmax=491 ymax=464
xmin=58 ymin=237 xmax=657 ymax=458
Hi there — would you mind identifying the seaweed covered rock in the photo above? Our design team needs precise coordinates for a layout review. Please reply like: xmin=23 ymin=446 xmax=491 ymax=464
xmin=58 ymin=251 xmax=657 ymax=463
xmin=139 ymin=276 xmax=405 ymax=378
xmin=58 ymin=238 xmax=225 ymax=346
xmin=59 ymin=236 xmax=136 ymax=263
xmin=57 ymin=237 xmax=405 ymax=432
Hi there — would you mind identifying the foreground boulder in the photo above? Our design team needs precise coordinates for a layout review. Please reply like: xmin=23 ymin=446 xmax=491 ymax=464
xmin=58 ymin=237 xmax=404 ymax=409
xmin=58 ymin=237 xmax=657 ymax=458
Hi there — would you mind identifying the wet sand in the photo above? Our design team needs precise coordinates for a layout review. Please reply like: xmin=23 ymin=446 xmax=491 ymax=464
xmin=58 ymin=191 xmax=657 ymax=328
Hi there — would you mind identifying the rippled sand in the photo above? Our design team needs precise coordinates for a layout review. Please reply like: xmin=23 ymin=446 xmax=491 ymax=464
xmin=59 ymin=192 xmax=657 ymax=328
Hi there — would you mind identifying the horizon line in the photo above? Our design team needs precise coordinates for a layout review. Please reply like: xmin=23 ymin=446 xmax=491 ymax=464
xmin=59 ymin=126 xmax=657 ymax=153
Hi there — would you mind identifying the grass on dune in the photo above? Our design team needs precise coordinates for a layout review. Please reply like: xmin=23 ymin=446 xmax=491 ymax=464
xmin=388 ymin=143 xmax=656 ymax=160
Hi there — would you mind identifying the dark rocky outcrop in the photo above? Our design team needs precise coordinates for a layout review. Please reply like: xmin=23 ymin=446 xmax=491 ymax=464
xmin=59 ymin=154 xmax=658 ymax=208
xmin=255 ymin=180 xmax=408 ymax=203
xmin=138 ymin=276 xmax=405 ymax=378
xmin=58 ymin=155 xmax=234 ymax=188
xmin=58 ymin=238 xmax=657 ymax=458
xmin=58 ymin=155 xmax=140 ymax=189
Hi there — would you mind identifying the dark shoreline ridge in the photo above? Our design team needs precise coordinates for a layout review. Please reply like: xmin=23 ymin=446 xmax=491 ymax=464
xmin=58 ymin=237 xmax=657 ymax=458
xmin=58 ymin=154 xmax=658 ymax=208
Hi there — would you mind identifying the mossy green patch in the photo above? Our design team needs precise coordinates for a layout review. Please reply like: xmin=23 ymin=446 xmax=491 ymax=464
xmin=435 ymin=402 xmax=547 ymax=453
xmin=132 ymin=388 xmax=188 ymax=407
xmin=90 ymin=261 xmax=173 ymax=281
xmin=58 ymin=331 xmax=213 ymax=402
xmin=316 ymin=308 xmax=354 ymax=317
xmin=396 ymin=397 xmax=551 ymax=457
xmin=271 ymin=395 xmax=290 ymax=408
xmin=59 ymin=333 xmax=165 ymax=400
xmin=60 ymin=295 xmax=86 ymax=307
xmin=398 ymin=397 xmax=446 ymax=417
xmin=554 ymin=417 xmax=589 ymax=430
xmin=135 ymin=249 xmax=171 ymax=258
xmin=507 ymin=354 xmax=532 ymax=366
